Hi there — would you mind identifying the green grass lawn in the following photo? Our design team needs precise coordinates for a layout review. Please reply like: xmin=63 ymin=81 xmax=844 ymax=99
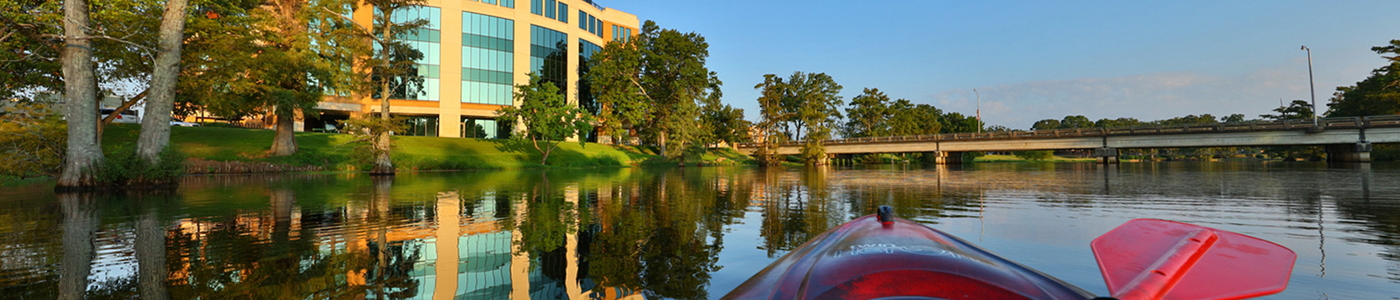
xmin=99 ymin=124 xmax=743 ymax=171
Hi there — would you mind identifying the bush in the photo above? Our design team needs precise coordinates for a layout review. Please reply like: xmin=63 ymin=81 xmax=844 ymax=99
xmin=97 ymin=145 xmax=186 ymax=187
xmin=0 ymin=102 xmax=66 ymax=178
xmin=1012 ymin=150 xmax=1055 ymax=161
xmin=1374 ymin=144 xmax=1399 ymax=161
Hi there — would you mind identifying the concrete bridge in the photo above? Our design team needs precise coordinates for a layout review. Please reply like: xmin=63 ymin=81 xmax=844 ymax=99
xmin=735 ymin=115 xmax=1400 ymax=163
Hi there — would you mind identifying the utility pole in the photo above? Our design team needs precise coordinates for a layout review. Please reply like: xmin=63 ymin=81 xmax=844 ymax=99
xmin=1302 ymin=45 xmax=1317 ymax=127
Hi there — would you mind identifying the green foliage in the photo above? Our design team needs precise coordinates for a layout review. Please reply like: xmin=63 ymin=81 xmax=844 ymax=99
xmin=698 ymin=90 xmax=750 ymax=147
xmin=1327 ymin=39 xmax=1400 ymax=117
xmin=586 ymin=20 xmax=718 ymax=159
xmin=1012 ymin=150 xmax=1054 ymax=161
xmin=889 ymin=99 xmax=943 ymax=136
xmin=98 ymin=145 xmax=186 ymax=187
xmin=1260 ymin=100 xmax=1314 ymax=120
xmin=754 ymin=71 xmax=843 ymax=165
xmin=939 ymin=112 xmax=980 ymax=133
xmin=497 ymin=73 xmax=595 ymax=165
xmin=339 ymin=114 xmax=409 ymax=168
xmin=0 ymin=101 xmax=66 ymax=178
xmin=192 ymin=0 xmax=364 ymax=123
xmin=843 ymin=88 xmax=891 ymax=138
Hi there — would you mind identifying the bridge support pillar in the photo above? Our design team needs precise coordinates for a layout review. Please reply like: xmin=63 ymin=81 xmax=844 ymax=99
xmin=1092 ymin=147 xmax=1120 ymax=164
xmin=929 ymin=151 xmax=964 ymax=164
xmin=1326 ymin=142 xmax=1372 ymax=162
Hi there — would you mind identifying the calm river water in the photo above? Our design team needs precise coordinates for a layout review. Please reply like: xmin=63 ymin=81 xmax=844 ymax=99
xmin=2 ymin=162 xmax=1398 ymax=299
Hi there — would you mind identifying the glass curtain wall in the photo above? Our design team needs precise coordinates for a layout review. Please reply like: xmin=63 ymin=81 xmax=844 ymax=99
xmin=462 ymin=12 xmax=515 ymax=106
xmin=386 ymin=6 xmax=441 ymax=101
xmin=461 ymin=118 xmax=504 ymax=139
xmin=402 ymin=116 xmax=440 ymax=137
xmin=530 ymin=25 xmax=567 ymax=93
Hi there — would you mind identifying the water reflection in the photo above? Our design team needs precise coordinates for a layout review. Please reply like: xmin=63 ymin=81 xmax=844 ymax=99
xmin=2 ymin=162 xmax=1400 ymax=299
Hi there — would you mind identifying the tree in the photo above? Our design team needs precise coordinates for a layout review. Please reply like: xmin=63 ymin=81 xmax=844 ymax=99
xmin=1058 ymin=115 xmax=1094 ymax=129
xmin=135 ymin=0 xmax=190 ymax=165
xmin=698 ymin=87 xmax=750 ymax=148
xmin=842 ymin=88 xmax=890 ymax=138
xmin=355 ymin=0 xmax=430 ymax=174
xmin=56 ymin=0 xmax=103 ymax=189
xmin=887 ymin=100 xmax=942 ymax=136
xmin=1223 ymin=113 xmax=1247 ymax=123
xmin=198 ymin=0 xmax=361 ymax=157
xmin=1327 ymin=39 xmax=1400 ymax=117
xmin=939 ymin=112 xmax=980 ymax=133
xmin=751 ymin=74 xmax=788 ymax=165
xmin=1260 ymin=100 xmax=1314 ymax=121
xmin=496 ymin=73 xmax=594 ymax=165
xmin=586 ymin=20 xmax=717 ymax=158
xmin=756 ymin=72 xmax=843 ymax=165
xmin=1094 ymin=117 xmax=1145 ymax=128
xmin=1031 ymin=119 xmax=1061 ymax=130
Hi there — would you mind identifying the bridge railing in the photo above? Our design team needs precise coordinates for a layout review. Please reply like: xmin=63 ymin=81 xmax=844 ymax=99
xmin=736 ymin=115 xmax=1400 ymax=148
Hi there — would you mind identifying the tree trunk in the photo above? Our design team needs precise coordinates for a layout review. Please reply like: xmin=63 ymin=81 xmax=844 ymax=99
xmin=136 ymin=0 xmax=190 ymax=162
xmin=370 ymin=75 xmax=394 ymax=175
xmin=269 ymin=107 xmax=297 ymax=156
xmin=58 ymin=193 xmax=98 ymax=300
xmin=56 ymin=0 xmax=102 ymax=190
xmin=136 ymin=211 xmax=168 ymax=300
xmin=658 ymin=131 xmax=668 ymax=158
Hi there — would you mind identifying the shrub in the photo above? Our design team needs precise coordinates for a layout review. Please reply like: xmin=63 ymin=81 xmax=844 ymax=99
xmin=1013 ymin=150 xmax=1055 ymax=161
xmin=0 ymin=102 xmax=66 ymax=178
xmin=98 ymin=145 xmax=186 ymax=187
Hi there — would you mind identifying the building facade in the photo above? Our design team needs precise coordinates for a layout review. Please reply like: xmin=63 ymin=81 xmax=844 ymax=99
xmin=310 ymin=0 xmax=638 ymax=138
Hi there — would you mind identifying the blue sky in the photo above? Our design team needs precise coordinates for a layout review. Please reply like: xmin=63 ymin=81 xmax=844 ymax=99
xmin=599 ymin=0 xmax=1400 ymax=129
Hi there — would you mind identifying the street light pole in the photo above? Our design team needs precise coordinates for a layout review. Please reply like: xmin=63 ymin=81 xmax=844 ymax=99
xmin=975 ymin=89 xmax=981 ymax=134
xmin=1302 ymin=45 xmax=1317 ymax=127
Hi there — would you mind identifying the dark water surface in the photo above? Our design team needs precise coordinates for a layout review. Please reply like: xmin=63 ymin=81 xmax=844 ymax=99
xmin=2 ymin=162 xmax=1399 ymax=299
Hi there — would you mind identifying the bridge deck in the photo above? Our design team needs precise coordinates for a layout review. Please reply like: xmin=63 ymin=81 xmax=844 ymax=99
xmin=737 ymin=116 xmax=1400 ymax=155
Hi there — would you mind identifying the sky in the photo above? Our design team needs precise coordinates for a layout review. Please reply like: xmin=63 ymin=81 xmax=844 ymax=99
xmin=597 ymin=0 xmax=1400 ymax=129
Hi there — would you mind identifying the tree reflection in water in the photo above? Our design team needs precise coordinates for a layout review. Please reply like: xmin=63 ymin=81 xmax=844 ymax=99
xmin=6 ymin=163 xmax=1400 ymax=299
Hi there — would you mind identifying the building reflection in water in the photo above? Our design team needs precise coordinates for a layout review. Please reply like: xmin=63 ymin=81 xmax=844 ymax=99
xmin=7 ymin=163 xmax=1400 ymax=299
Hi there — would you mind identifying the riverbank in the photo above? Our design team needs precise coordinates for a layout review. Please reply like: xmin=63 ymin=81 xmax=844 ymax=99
xmin=99 ymin=124 xmax=753 ymax=174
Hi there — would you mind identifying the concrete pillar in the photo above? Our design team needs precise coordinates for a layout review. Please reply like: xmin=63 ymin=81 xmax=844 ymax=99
xmin=929 ymin=151 xmax=964 ymax=164
xmin=928 ymin=151 xmax=948 ymax=164
xmin=1093 ymin=147 xmax=1120 ymax=164
xmin=1326 ymin=142 xmax=1372 ymax=162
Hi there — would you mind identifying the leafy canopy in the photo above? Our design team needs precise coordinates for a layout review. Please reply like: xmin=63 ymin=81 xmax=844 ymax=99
xmin=496 ymin=73 xmax=594 ymax=165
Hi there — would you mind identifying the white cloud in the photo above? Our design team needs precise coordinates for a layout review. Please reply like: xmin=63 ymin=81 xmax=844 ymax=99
xmin=928 ymin=67 xmax=1312 ymax=129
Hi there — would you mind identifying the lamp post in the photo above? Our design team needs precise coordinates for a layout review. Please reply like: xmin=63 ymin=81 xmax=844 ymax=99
xmin=1302 ymin=45 xmax=1316 ymax=127
xmin=975 ymin=89 xmax=981 ymax=134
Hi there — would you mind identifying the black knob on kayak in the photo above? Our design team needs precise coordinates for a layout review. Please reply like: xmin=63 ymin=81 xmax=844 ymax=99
xmin=877 ymin=205 xmax=894 ymax=223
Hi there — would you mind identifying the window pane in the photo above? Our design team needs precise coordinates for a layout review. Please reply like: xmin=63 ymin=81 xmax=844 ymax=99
xmin=559 ymin=3 xmax=568 ymax=23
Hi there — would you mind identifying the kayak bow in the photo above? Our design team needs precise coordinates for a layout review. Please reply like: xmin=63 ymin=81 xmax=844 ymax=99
xmin=723 ymin=206 xmax=1295 ymax=300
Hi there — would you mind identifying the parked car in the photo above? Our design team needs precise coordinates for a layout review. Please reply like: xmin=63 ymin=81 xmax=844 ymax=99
xmin=99 ymin=108 xmax=140 ymax=123
xmin=171 ymin=121 xmax=201 ymax=127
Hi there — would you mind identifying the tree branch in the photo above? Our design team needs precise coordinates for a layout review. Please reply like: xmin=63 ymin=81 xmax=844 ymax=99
xmin=0 ymin=14 xmax=61 ymax=53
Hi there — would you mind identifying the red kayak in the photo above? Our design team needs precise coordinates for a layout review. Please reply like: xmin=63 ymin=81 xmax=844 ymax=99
xmin=723 ymin=206 xmax=1295 ymax=300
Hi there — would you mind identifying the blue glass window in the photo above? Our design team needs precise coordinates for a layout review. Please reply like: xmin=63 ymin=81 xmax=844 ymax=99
xmin=463 ymin=12 xmax=516 ymax=106
xmin=544 ymin=0 xmax=555 ymax=19
xmin=558 ymin=3 xmax=568 ymax=23
xmin=531 ymin=0 xmax=541 ymax=15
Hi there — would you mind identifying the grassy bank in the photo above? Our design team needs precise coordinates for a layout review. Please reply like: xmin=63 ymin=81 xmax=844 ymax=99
xmin=100 ymin=124 xmax=750 ymax=172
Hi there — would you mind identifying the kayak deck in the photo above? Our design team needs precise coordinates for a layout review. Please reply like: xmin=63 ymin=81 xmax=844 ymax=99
xmin=723 ymin=214 xmax=1094 ymax=300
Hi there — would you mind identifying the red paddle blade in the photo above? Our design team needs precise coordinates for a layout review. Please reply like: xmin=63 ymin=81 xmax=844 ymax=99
xmin=1091 ymin=219 xmax=1296 ymax=300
